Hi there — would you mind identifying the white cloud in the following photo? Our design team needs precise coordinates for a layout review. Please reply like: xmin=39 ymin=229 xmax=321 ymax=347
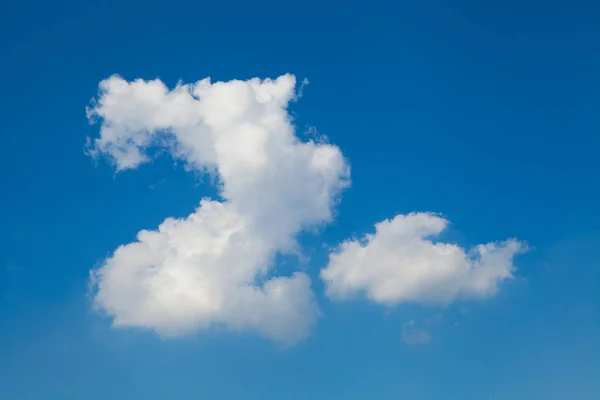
xmin=321 ymin=213 xmax=526 ymax=306
xmin=87 ymin=74 xmax=350 ymax=345
xmin=401 ymin=320 xmax=432 ymax=346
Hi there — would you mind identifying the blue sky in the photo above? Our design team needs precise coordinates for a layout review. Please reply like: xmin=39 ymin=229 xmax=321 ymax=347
xmin=1 ymin=0 xmax=599 ymax=399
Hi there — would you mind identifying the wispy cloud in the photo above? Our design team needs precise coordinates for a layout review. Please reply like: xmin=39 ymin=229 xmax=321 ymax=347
xmin=401 ymin=320 xmax=432 ymax=346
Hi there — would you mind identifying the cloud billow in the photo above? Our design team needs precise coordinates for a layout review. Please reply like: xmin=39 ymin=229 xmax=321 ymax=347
xmin=87 ymin=74 xmax=349 ymax=345
xmin=321 ymin=213 xmax=525 ymax=305
xmin=87 ymin=73 xmax=524 ymax=345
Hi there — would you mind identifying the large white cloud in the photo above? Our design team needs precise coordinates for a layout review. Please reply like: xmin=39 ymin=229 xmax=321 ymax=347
xmin=87 ymin=74 xmax=350 ymax=344
xmin=321 ymin=213 xmax=525 ymax=305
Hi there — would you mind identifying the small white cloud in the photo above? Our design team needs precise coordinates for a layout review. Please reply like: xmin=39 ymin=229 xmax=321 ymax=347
xmin=87 ymin=74 xmax=350 ymax=345
xmin=321 ymin=213 xmax=526 ymax=305
xmin=401 ymin=320 xmax=432 ymax=346
xmin=292 ymin=78 xmax=309 ymax=101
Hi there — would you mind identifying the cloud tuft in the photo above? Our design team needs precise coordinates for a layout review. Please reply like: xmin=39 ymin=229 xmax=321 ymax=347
xmin=401 ymin=320 xmax=432 ymax=346
xmin=321 ymin=213 xmax=526 ymax=305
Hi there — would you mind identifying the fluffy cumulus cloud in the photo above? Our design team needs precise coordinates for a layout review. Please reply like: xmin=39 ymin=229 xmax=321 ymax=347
xmin=321 ymin=213 xmax=526 ymax=305
xmin=87 ymin=73 xmax=526 ymax=345
xmin=87 ymin=74 xmax=350 ymax=345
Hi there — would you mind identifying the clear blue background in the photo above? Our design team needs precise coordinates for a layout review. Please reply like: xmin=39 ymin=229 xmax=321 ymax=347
xmin=1 ymin=0 xmax=598 ymax=399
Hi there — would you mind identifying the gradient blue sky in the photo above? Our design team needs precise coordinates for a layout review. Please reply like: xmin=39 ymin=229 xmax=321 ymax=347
xmin=1 ymin=0 xmax=599 ymax=399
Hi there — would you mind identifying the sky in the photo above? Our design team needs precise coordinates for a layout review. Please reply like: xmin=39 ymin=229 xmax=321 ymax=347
xmin=0 ymin=0 xmax=599 ymax=399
